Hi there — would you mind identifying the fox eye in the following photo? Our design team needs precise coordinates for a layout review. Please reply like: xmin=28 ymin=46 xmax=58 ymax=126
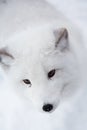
xmin=48 ymin=69 xmax=56 ymax=79
xmin=23 ymin=79 xmax=32 ymax=87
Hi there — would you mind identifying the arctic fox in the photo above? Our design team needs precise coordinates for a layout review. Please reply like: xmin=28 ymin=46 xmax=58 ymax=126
xmin=0 ymin=0 xmax=86 ymax=130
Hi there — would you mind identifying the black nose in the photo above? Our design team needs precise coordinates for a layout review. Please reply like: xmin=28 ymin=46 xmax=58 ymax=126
xmin=42 ymin=104 xmax=53 ymax=112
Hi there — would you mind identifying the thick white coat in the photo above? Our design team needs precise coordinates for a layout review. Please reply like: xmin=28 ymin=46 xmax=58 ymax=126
xmin=0 ymin=0 xmax=87 ymax=130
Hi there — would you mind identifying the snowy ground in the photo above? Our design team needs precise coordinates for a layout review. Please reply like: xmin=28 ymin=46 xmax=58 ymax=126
xmin=0 ymin=0 xmax=87 ymax=130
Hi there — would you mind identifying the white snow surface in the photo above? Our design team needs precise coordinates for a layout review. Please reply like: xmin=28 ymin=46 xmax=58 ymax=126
xmin=0 ymin=0 xmax=87 ymax=130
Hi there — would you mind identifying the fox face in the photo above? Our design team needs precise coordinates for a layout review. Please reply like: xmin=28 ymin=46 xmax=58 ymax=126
xmin=0 ymin=27 xmax=79 ymax=113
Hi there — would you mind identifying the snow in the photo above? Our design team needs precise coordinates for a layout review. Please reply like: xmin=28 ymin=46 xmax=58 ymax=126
xmin=0 ymin=0 xmax=87 ymax=130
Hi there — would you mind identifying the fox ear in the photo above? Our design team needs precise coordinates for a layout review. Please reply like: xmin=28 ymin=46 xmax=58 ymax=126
xmin=54 ymin=28 xmax=69 ymax=51
xmin=0 ymin=48 xmax=14 ymax=68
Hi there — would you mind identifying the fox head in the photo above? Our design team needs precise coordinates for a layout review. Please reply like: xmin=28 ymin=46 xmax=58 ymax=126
xmin=0 ymin=27 xmax=79 ymax=113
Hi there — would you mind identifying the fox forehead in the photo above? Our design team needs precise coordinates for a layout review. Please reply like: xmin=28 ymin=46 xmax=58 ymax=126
xmin=3 ymin=27 xmax=57 ymax=64
xmin=5 ymin=26 xmax=55 ymax=47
